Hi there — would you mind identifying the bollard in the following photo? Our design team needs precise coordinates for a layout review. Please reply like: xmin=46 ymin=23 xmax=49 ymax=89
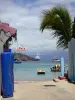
xmin=1 ymin=52 xmax=13 ymax=98
xmin=61 ymin=57 xmax=64 ymax=77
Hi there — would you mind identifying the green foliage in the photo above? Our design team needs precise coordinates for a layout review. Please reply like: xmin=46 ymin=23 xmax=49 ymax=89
xmin=40 ymin=6 xmax=75 ymax=49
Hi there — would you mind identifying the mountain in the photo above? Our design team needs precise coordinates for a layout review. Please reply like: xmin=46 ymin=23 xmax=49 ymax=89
xmin=14 ymin=52 xmax=37 ymax=61
xmin=24 ymin=50 xmax=68 ymax=62
xmin=13 ymin=49 xmax=68 ymax=62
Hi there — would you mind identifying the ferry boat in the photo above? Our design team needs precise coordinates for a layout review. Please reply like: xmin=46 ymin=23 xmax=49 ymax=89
xmin=35 ymin=53 xmax=40 ymax=61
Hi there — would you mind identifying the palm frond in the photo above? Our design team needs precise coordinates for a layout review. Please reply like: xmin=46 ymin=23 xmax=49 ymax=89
xmin=72 ymin=17 xmax=75 ymax=38
xmin=40 ymin=6 xmax=72 ymax=49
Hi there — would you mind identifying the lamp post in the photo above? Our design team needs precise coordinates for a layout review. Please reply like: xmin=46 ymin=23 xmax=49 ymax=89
xmin=61 ymin=57 xmax=64 ymax=77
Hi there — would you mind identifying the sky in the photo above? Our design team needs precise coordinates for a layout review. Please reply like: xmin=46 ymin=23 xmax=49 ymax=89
xmin=0 ymin=0 xmax=75 ymax=52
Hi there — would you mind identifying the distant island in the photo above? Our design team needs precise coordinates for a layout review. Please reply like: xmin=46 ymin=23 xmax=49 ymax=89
xmin=14 ymin=52 xmax=37 ymax=61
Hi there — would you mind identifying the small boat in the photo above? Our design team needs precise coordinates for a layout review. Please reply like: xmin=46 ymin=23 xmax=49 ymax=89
xmin=14 ymin=60 xmax=22 ymax=64
xmin=51 ymin=68 xmax=61 ymax=72
xmin=50 ymin=64 xmax=61 ymax=72
xmin=37 ymin=70 xmax=45 ymax=74
xmin=52 ymin=58 xmax=60 ymax=62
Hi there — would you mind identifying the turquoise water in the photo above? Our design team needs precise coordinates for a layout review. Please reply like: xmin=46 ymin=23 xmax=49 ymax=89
xmin=14 ymin=61 xmax=67 ymax=81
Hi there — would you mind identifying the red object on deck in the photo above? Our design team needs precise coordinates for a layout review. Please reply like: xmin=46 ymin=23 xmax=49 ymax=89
xmin=58 ymin=76 xmax=65 ymax=80
xmin=0 ymin=22 xmax=17 ymax=36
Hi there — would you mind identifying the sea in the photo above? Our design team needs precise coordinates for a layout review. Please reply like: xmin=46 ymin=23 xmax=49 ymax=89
xmin=14 ymin=61 xmax=68 ymax=81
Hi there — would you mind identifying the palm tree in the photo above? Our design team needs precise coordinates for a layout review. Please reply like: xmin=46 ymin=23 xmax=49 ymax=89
xmin=40 ymin=6 xmax=75 ymax=49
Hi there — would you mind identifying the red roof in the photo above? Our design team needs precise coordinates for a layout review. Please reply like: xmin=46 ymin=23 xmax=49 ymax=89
xmin=0 ymin=22 xmax=17 ymax=36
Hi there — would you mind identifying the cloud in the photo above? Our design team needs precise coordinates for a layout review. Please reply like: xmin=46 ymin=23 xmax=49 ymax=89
xmin=0 ymin=0 xmax=75 ymax=52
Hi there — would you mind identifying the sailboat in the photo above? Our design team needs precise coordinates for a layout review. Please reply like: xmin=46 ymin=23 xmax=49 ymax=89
xmin=35 ymin=53 xmax=40 ymax=61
